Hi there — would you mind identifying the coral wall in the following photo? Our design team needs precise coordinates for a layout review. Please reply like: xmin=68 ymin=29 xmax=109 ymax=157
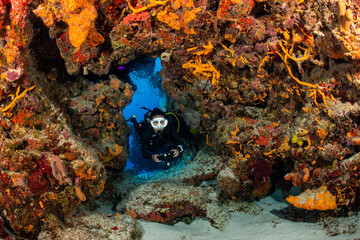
xmin=1 ymin=0 xmax=360 ymax=237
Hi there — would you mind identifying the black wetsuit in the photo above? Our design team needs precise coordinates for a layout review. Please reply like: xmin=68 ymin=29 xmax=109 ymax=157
xmin=141 ymin=122 xmax=183 ymax=160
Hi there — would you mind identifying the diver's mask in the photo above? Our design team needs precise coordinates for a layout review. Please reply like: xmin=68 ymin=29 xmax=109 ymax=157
xmin=150 ymin=117 xmax=168 ymax=129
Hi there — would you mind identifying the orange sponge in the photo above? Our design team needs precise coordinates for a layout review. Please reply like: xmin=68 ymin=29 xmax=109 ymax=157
xmin=286 ymin=185 xmax=337 ymax=210
xmin=33 ymin=0 xmax=102 ymax=48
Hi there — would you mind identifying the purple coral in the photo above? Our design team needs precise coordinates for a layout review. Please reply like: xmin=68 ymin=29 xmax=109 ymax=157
xmin=5 ymin=67 xmax=22 ymax=82
xmin=250 ymin=160 xmax=272 ymax=188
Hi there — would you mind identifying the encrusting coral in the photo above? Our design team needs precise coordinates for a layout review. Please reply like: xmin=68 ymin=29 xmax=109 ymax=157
xmin=156 ymin=0 xmax=201 ymax=35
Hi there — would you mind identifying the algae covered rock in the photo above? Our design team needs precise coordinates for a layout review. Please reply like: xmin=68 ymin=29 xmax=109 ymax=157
xmin=217 ymin=166 xmax=241 ymax=197
xmin=38 ymin=211 xmax=142 ymax=240
xmin=120 ymin=182 xmax=208 ymax=223
xmin=119 ymin=181 xmax=233 ymax=230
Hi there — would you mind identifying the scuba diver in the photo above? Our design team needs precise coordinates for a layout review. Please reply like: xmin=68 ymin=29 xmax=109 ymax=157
xmin=129 ymin=108 xmax=185 ymax=169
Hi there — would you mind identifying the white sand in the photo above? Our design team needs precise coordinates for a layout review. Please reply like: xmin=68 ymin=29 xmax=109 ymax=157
xmin=138 ymin=192 xmax=360 ymax=240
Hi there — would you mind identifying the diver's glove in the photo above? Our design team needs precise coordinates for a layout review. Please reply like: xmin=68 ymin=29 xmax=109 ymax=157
xmin=170 ymin=145 xmax=183 ymax=158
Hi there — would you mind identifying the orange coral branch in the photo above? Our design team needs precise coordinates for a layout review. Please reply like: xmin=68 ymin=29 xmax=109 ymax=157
xmin=304 ymin=138 xmax=311 ymax=149
xmin=127 ymin=0 xmax=169 ymax=14
xmin=230 ymin=124 xmax=239 ymax=138
xmin=182 ymin=56 xmax=220 ymax=85
xmin=279 ymin=41 xmax=310 ymax=62
xmin=98 ymin=144 xmax=122 ymax=163
xmin=206 ymin=134 xmax=215 ymax=146
xmin=95 ymin=179 xmax=105 ymax=195
xmin=276 ymin=46 xmax=330 ymax=108
xmin=75 ymin=186 xmax=86 ymax=201
xmin=1 ymin=85 xmax=35 ymax=113
xmin=276 ymin=51 xmax=316 ymax=89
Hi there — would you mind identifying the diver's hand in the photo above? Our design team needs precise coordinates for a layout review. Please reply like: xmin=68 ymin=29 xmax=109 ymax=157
xmin=152 ymin=154 xmax=162 ymax=162
xmin=171 ymin=149 xmax=180 ymax=158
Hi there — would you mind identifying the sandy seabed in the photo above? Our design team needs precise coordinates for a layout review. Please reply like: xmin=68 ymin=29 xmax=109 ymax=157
xmin=137 ymin=191 xmax=360 ymax=240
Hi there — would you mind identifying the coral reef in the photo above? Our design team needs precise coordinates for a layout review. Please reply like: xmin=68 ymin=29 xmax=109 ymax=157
xmin=64 ymin=74 xmax=133 ymax=169
xmin=0 ymin=72 xmax=107 ymax=237
xmin=1 ymin=0 xmax=360 ymax=237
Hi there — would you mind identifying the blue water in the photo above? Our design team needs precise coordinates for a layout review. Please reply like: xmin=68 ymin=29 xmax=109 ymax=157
xmin=122 ymin=57 xmax=166 ymax=174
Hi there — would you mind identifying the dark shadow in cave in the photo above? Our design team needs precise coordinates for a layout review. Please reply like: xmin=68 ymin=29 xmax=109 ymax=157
xmin=28 ymin=12 xmax=73 ymax=83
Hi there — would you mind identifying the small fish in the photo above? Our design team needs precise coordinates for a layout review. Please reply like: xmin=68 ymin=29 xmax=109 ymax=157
xmin=117 ymin=66 xmax=126 ymax=70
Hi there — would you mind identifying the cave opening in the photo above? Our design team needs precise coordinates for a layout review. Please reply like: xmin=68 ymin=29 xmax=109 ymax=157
xmin=28 ymin=12 xmax=71 ymax=83
xmin=122 ymin=55 xmax=168 ymax=174
xmin=28 ymin=12 xmax=188 ymax=175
